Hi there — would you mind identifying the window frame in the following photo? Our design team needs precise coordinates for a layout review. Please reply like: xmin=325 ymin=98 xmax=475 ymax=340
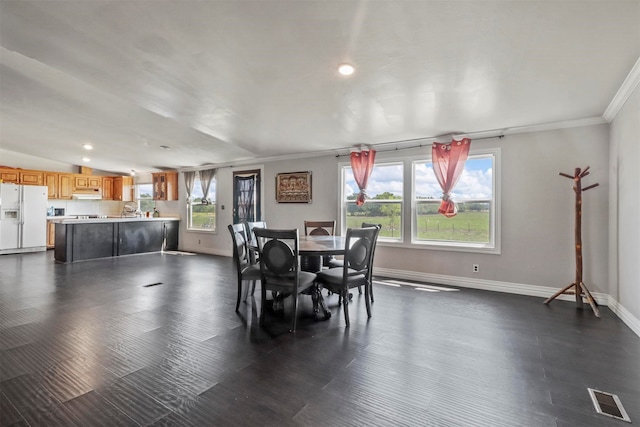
xmin=411 ymin=148 xmax=500 ymax=254
xmin=340 ymin=161 xmax=404 ymax=242
xmin=186 ymin=174 xmax=217 ymax=233
xmin=338 ymin=147 xmax=500 ymax=254
xmin=135 ymin=182 xmax=155 ymax=214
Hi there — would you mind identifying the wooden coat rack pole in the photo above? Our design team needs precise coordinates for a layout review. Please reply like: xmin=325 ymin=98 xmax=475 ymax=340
xmin=544 ymin=166 xmax=600 ymax=317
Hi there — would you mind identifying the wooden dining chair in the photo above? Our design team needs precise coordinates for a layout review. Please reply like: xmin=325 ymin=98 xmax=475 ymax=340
xmin=253 ymin=227 xmax=317 ymax=332
xmin=303 ymin=220 xmax=336 ymax=236
xmin=304 ymin=220 xmax=336 ymax=268
xmin=244 ymin=220 xmax=267 ymax=263
xmin=228 ymin=223 xmax=261 ymax=311
xmin=316 ymin=226 xmax=380 ymax=327
xmin=328 ymin=223 xmax=381 ymax=303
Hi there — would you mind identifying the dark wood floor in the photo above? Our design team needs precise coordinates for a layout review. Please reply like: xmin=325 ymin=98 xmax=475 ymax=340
xmin=1 ymin=251 xmax=638 ymax=427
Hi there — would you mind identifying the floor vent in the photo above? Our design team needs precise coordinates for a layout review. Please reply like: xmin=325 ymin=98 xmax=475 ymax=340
xmin=143 ymin=282 xmax=163 ymax=288
xmin=588 ymin=388 xmax=631 ymax=423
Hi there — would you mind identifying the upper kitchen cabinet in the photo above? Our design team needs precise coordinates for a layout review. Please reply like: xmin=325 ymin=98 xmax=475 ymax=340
xmin=45 ymin=172 xmax=58 ymax=198
xmin=113 ymin=176 xmax=133 ymax=201
xmin=73 ymin=175 xmax=102 ymax=191
xmin=58 ymin=175 xmax=73 ymax=199
xmin=102 ymin=177 xmax=114 ymax=200
xmin=152 ymin=172 xmax=178 ymax=201
xmin=0 ymin=168 xmax=20 ymax=184
xmin=0 ymin=168 xmax=42 ymax=185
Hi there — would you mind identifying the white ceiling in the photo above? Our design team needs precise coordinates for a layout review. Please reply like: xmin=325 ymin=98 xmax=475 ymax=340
xmin=1 ymin=0 xmax=639 ymax=174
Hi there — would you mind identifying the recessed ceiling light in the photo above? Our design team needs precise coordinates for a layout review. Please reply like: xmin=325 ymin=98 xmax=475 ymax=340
xmin=160 ymin=145 xmax=171 ymax=150
xmin=130 ymin=169 xmax=136 ymax=176
xmin=82 ymin=157 xmax=91 ymax=162
xmin=83 ymin=143 xmax=93 ymax=150
xmin=338 ymin=63 xmax=355 ymax=76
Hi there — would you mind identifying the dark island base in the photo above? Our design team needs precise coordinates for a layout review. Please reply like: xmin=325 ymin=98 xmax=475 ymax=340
xmin=55 ymin=219 xmax=179 ymax=263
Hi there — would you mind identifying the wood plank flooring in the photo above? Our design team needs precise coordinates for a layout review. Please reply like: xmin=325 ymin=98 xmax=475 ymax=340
xmin=1 ymin=251 xmax=638 ymax=426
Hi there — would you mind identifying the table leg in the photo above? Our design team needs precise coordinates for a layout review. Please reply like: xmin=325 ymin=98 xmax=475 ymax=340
xmin=311 ymin=284 xmax=331 ymax=320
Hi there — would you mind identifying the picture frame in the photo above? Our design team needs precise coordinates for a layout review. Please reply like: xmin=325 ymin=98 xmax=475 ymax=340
xmin=276 ymin=171 xmax=312 ymax=203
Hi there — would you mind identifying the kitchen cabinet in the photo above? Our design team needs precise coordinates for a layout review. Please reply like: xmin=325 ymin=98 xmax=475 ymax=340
xmin=0 ymin=168 xmax=20 ymax=184
xmin=152 ymin=172 xmax=178 ymax=201
xmin=73 ymin=175 xmax=102 ymax=191
xmin=47 ymin=220 xmax=56 ymax=248
xmin=45 ymin=173 xmax=59 ymax=198
xmin=102 ymin=177 xmax=114 ymax=200
xmin=58 ymin=174 xmax=73 ymax=199
xmin=0 ymin=168 xmax=43 ymax=185
xmin=113 ymin=176 xmax=133 ymax=201
xmin=19 ymin=171 xmax=43 ymax=186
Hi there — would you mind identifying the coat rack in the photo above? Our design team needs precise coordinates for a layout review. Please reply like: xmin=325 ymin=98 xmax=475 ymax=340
xmin=544 ymin=166 xmax=600 ymax=317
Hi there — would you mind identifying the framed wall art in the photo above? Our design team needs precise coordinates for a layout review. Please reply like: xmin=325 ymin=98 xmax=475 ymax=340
xmin=275 ymin=171 xmax=312 ymax=203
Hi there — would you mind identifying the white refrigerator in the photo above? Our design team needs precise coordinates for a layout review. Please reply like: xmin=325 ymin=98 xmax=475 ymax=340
xmin=0 ymin=184 xmax=47 ymax=254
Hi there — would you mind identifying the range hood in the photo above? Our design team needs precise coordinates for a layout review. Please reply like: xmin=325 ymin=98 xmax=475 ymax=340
xmin=72 ymin=191 xmax=102 ymax=200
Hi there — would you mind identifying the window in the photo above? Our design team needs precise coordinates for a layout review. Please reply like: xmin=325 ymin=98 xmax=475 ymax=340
xmin=339 ymin=149 xmax=499 ymax=253
xmin=342 ymin=162 xmax=404 ymax=241
xmin=136 ymin=183 xmax=155 ymax=214
xmin=188 ymin=175 xmax=217 ymax=231
xmin=413 ymin=152 xmax=497 ymax=251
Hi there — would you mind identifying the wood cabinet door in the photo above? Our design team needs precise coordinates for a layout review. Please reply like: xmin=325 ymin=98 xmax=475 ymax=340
xmin=45 ymin=173 xmax=58 ymax=198
xmin=19 ymin=171 xmax=43 ymax=185
xmin=74 ymin=175 xmax=89 ymax=189
xmin=113 ymin=177 xmax=123 ymax=200
xmin=88 ymin=177 xmax=102 ymax=189
xmin=0 ymin=169 xmax=20 ymax=184
xmin=58 ymin=175 xmax=73 ymax=199
xmin=47 ymin=221 xmax=56 ymax=248
xmin=102 ymin=177 xmax=113 ymax=200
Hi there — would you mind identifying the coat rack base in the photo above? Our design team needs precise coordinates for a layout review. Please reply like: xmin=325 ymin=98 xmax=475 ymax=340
xmin=544 ymin=282 xmax=600 ymax=318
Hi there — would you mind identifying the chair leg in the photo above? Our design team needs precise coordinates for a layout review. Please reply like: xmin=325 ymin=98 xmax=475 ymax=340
xmin=364 ymin=281 xmax=372 ymax=318
xmin=342 ymin=289 xmax=350 ymax=327
xmin=357 ymin=285 xmax=362 ymax=294
xmin=242 ymin=280 xmax=250 ymax=302
xmin=370 ymin=281 xmax=374 ymax=303
xmin=260 ymin=285 xmax=267 ymax=326
xmin=250 ymin=280 xmax=257 ymax=296
xmin=235 ymin=278 xmax=242 ymax=312
xmin=290 ymin=295 xmax=298 ymax=333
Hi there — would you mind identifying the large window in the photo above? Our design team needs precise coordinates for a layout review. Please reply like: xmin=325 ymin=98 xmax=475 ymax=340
xmin=340 ymin=149 xmax=499 ymax=253
xmin=413 ymin=153 xmax=496 ymax=250
xmin=342 ymin=162 xmax=404 ymax=241
xmin=188 ymin=175 xmax=217 ymax=231
xmin=136 ymin=183 xmax=155 ymax=214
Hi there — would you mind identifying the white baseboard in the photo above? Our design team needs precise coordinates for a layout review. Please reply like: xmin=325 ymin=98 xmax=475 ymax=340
xmin=374 ymin=267 xmax=640 ymax=338
xmin=607 ymin=295 xmax=640 ymax=337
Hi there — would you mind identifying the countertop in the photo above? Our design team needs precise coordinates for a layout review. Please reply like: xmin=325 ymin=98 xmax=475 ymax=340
xmin=48 ymin=216 xmax=180 ymax=224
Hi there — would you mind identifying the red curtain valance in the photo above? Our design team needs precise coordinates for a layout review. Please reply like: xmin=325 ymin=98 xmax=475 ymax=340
xmin=432 ymin=138 xmax=471 ymax=217
xmin=350 ymin=149 xmax=376 ymax=206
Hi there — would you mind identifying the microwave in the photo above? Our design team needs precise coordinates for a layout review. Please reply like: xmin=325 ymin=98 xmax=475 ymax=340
xmin=54 ymin=208 xmax=65 ymax=217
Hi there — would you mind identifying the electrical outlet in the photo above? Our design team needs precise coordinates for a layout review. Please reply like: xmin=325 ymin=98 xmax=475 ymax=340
xmin=198 ymin=239 xmax=201 ymax=245
xmin=473 ymin=264 xmax=479 ymax=273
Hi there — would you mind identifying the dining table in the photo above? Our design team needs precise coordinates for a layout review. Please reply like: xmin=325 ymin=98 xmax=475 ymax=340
xmin=297 ymin=235 xmax=348 ymax=320
xmin=250 ymin=234 xmax=347 ymax=321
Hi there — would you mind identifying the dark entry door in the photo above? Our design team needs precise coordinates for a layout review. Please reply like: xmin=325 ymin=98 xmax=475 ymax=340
xmin=233 ymin=170 xmax=261 ymax=223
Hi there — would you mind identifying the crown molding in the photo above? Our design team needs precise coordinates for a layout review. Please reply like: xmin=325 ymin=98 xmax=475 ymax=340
xmin=603 ymin=56 xmax=640 ymax=122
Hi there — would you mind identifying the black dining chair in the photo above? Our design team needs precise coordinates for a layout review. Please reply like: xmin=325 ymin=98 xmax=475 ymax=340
xmin=328 ymin=222 xmax=381 ymax=303
xmin=253 ymin=227 xmax=317 ymax=332
xmin=228 ymin=224 xmax=262 ymax=312
xmin=244 ymin=220 xmax=267 ymax=263
xmin=304 ymin=220 xmax=336 ymax=269
xmin=316 ymin=226 xmax=380 ymax=327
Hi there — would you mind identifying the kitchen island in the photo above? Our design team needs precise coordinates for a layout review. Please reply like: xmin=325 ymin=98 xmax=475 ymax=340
xmin=53 ymin=217 xmax=180 ymax=263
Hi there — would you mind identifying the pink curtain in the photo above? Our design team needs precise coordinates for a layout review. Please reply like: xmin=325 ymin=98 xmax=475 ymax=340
xmin=432 ymin=138 xmax=471 ymax=217
xmin=350 ymin=149 xmax=376 ymax=206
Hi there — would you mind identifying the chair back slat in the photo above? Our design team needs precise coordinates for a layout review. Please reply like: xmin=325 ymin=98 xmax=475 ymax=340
xmin=304 ymin=220 xmax=336 ymax=236
xmin=228 ymin=223 xmax=251 ymax=270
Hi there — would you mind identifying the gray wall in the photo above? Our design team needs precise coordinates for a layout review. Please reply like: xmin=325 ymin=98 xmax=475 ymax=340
xmin=184 ymin=124 xmax=610 ymax=295
xmin=609 ymin=83 xmax=640 ymax=323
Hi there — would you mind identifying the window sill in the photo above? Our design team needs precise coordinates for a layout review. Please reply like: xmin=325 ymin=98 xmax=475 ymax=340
xmin=378 ymin=239 xmax=500 ymax=255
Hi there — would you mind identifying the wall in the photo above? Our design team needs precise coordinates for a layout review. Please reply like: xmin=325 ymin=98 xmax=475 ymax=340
xmin=183 ymin=124 xmax=610 ymax=299
xmin=609 ymin=82 xmax=640 ymax=332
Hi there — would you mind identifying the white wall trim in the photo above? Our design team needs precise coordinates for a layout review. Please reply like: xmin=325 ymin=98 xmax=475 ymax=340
xmin=375 ymin=267 xmax=639 ymax=338
xmin=603 ymin=56 xmax=640 ymax=122
xmin=606 ymin=295 xmax=640 ymax=338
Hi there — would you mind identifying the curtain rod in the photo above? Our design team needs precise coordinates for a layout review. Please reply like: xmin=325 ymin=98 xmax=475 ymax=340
xmin=334 ymin=134 xmax=504 ymax=158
